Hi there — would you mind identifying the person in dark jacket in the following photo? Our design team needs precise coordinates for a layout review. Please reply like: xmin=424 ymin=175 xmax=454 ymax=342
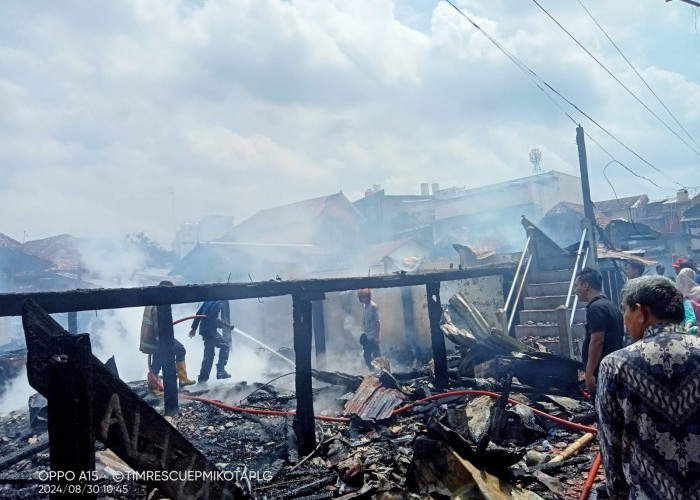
xmin=188 ymin=300 xmax=231 ymax=383
xmin=573 ymin=267 xmax=624 ymax=394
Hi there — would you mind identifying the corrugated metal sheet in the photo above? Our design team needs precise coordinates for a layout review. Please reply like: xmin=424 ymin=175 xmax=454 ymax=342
xmin=343 ymin=376 xmax=406 ymax=421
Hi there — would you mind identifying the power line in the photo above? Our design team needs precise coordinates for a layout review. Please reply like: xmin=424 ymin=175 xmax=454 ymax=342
xmin=576 ymin=0 xmax=700 ymax=154
xmin=531 ymin=0 xmax=700 ymax=158
xmin=443 ymin=0 xmax=684 ymax=191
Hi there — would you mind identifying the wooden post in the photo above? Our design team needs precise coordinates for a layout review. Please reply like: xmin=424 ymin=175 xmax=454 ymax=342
xmin=22 ymin=299 xmax=247 ymax=500
xmin=401 ymin=287 xmax=419 ymax=363
xmin=221 ymin=300 xmax=233 ymax=346
xmin=292 ymin=293 xmax=316 ymax=456
xmin=556 ymin=305 xmax=574 ymax=359
xmin=426 ymin=282 xmax=448 ymax=389
xmin=311 ymin=300 xmax=326 ymax=371
xmin=47 ymin=332 xmax=95 ymax=500
xmin=577 ymin=126 xmax=598 ymax=269
xmin=156 ymin=304 xmax=178 ymax=415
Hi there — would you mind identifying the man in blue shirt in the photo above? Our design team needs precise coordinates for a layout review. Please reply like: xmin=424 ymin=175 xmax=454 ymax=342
xmin=189 ymin=300 xmax=231 ymax=383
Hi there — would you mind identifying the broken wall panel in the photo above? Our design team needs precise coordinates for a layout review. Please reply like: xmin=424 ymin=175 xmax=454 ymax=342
xmin=440 ymin=275 xmax=506 ymax=331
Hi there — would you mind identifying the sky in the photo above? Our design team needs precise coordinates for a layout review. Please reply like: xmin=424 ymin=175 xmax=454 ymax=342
xmin=1 ymin=0 xmax=698 ymax=248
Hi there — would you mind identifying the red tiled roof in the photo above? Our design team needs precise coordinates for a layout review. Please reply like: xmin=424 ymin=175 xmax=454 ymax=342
xmin=0 ymin=233 xmax=22 ymax=250
xmin=594 ymin=195 xmax=647 ymax=213
xmin=543 ymin=201 xmax=611 ymax=227
xmin=22 ymin=234 xmax=81 ymax=271
xmin=225 ymin=192 xmax=365 ymax=245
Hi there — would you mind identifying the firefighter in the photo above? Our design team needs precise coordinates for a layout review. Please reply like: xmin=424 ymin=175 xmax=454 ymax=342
xmin=188 ymin=300 xmax=231 ymax=383
xmin=140 ymin=281 xmax=196 ymax=395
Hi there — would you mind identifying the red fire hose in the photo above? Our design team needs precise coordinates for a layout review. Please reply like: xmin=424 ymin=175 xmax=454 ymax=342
xmin=579 ymin=452 xmax=602 ymax=500
xmin=153 ymin=386 xmax=603 ymax=494
xmin=172 ymin=315 xmax=207 ymax=326
xmin=160 ymin=387 xmax=598 ymax=432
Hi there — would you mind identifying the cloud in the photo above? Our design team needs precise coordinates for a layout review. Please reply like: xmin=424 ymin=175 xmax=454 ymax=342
xmin=0 ymin=0 xmax=697 ymax=247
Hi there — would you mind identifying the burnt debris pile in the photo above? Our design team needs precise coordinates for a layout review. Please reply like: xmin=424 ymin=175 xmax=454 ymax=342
xmin=0 ymin=295 xmax=602 ymax=500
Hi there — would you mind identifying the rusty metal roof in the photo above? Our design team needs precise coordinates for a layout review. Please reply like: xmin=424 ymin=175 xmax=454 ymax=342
xmin=343 ymin=375 xmax=406 ymax=421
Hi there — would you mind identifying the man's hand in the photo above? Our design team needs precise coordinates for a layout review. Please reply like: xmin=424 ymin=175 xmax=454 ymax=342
xmin=585 ymin=371 xmax=596 ymax=393
xmin=188 ymin=328 xmax=196 ymax=338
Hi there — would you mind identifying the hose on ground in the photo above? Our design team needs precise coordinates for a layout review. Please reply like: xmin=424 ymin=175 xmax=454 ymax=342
xmin=168 ymin=387 xmax=597 ymax=433
xmin=579 ymin=452 xmax=602 ymax=500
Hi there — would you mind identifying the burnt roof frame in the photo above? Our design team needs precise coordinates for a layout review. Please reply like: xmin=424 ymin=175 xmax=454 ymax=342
xmin=0 ymin=267 xmax=514 ymax=317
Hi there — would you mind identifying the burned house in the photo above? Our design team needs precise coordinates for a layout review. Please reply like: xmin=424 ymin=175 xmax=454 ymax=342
xmin=354 ymin=171 xmax=584 ymax=256
xmin=538 ymin=202 xmax=610 ymax=249
xmin=0 ymin=233 xmax=75 ymax=294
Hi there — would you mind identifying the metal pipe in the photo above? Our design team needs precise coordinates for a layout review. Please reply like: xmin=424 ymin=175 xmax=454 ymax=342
xmin=508 ymin=255 xmax=532 ymax=332
xmin=570 ymin=246 xmax=590 ymax=329
xmin=565 ymin=228 xmax=587 ymax=309
xmin=504 ymin=236 xmax=531 ymax=313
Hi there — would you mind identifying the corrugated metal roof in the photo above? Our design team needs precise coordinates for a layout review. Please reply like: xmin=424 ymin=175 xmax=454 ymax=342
xmin=343 ymin=376 xmax=406 ymax=421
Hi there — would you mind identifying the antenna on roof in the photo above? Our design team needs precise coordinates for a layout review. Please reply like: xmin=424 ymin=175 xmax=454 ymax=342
xmin=529 ymin=148 xmax=543 ymax=173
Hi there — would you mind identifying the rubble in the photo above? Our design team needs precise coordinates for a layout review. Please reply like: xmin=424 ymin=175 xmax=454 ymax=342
xmin=0 ymin=294 xmax=605 ymax=499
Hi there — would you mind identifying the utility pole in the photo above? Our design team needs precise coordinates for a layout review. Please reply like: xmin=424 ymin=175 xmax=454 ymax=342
xmin=576 ymin=125 xmax=598 ymax=269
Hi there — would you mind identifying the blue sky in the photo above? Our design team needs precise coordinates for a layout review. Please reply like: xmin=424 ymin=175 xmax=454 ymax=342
xmin=0 ymin=0 xmax=698 ymax=247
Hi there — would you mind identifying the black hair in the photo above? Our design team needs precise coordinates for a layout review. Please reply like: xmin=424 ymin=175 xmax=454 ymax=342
xmin=576 ymin=267 xmax=602 ymax=291
xmin=678 ymin=260 xmax=699 ymax=272
xmin=620 ymin=275 xmax=684 ymax=323
xmin=626 ymin=261 xmax=645 ymax=274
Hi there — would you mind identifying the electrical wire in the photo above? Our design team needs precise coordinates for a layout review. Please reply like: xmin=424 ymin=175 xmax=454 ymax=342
xmin=576 ymin=0 xmax=700 ymax=154
xmin=532 ymin=0 xmax=700 ymax=159
xmin=442 ymin=0 xmax=685 ymax=193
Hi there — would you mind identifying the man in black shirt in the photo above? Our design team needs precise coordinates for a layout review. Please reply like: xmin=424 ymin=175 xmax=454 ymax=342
xmin=574 ymin=267 xmax=624 ymax=393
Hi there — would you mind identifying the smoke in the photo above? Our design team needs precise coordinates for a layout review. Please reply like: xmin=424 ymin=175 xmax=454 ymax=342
xmin=86 ymin=304 xmax=279 ymax=386
xmin=0 ymin=367 xmax=34 ymax=414
xmin=77 ymin=238 xmax=146 ymax=284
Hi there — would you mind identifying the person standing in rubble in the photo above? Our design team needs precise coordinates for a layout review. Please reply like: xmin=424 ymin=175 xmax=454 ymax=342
xmin=140 ymin=281 xmax=196 ymax=395
xmin=573 ymin=268 xmax=624 ymax=395
xmin=357 ymin=289 xmax=380 ymax=370
xmin=624 ymin=260 xmax=645 ymax=280
xmin=188 ymin=300 xmax=231 ymax=383
xmin=596 ymin=276 xmax=698 ymax=499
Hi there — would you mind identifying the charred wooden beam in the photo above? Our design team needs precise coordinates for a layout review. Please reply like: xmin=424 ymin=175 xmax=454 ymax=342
xmin=156 ymin=304 xmax=178 ymax=415
xmin=0 ymin=267 xmax=514 ymax=317
xmin=426 ymin=282 xmax=448 ymax=389
xmin=310 ymin=370 xmax=362 ymax=390
xmin=0 ymin=432 xmax=49 ymax=472
xmin=44 ymin=331 xmax=95 ymax=499
xmin=311 ymin=300 xmax=326 ymax=371
xmin=292 ymin=294 xmax=316 ymax=456
xmin=22 ymin=299 xmax=248 ymax=500
xmin=401 ymin=287 xmax=419 ymax=362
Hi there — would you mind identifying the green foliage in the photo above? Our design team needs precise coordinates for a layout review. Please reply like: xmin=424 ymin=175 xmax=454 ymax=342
xmin=124 ymin=232 xmax=176 ymax=267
